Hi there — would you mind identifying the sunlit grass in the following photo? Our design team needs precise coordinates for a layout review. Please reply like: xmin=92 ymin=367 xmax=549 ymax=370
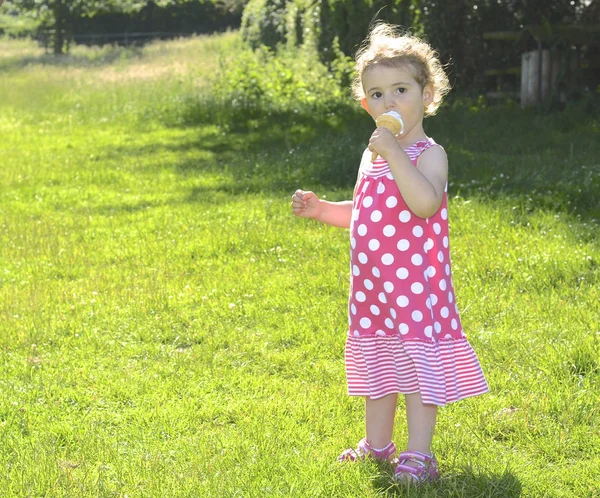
xmin=0 ymin=32 xmax=599 ymax=497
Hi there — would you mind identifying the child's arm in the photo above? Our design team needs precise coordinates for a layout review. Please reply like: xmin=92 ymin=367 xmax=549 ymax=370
xmin=291 ymin=189 xmax=352 ymax=229
xmin=370 ymin=130 xmax=447 ymax=218
xmin=388 ymin=145 xmax=447 ymax=219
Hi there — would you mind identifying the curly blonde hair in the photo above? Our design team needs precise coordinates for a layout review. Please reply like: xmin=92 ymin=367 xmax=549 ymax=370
xmin=352 ymin=23 xmax=451 ymax=116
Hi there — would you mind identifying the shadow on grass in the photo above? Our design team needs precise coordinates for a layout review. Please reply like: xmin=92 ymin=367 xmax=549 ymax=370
xmin=372 ymin=466 xmax=522 ymax=497
xmin=99 ymin=94 xmax=600 ymax=223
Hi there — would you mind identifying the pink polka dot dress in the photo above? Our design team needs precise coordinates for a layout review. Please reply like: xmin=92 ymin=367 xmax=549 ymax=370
xmin=346 ymin=138 xmax=489 ymax=406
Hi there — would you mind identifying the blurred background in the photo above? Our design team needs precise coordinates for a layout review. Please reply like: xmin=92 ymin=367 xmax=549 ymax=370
xmin=1 ymin=0 xmax=599 ymax=107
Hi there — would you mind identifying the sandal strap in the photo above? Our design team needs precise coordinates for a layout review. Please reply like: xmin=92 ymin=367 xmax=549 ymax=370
xmin=397 ymin=450 xmax=435 ymax=463
xmin=394 ymin=463 xmax=428 ymax=479
xmin=393 ymin=451 xmax=439 ymax=482
xmin=338 ymin=438 xmax=396 ymax=462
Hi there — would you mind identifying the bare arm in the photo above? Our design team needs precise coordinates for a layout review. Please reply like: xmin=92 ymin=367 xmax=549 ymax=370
xmin=386 ymin=144 xmax=447 ymax=218
xmin=291 ymin=190 xmax=352 ymax=229
xmin=369 ymin=127 xmax=447 ymax=218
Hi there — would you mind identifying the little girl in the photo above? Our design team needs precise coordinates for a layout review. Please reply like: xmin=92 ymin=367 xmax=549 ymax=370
xmin=291 ymin=23 xmax=488 ymax=483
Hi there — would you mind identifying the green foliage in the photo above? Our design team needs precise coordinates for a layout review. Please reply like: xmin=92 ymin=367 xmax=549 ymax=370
xmin=240 ymin=0 xmax=288 ymax=49
xmin=240 ymin=0 xmax=597 ymax=92
xmin=208 ymin=43 xmax=355 ymax=122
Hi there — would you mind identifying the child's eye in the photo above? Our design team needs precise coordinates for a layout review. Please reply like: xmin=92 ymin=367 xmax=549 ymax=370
xmin=371 ymin=91 xmax=382 ymax=99
xmin=396 ymin=87 xmax=406 ymax=94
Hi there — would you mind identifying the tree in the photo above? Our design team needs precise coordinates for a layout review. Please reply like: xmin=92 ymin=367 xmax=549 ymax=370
xmin=1 ymin=0 xmax=195 ymax=54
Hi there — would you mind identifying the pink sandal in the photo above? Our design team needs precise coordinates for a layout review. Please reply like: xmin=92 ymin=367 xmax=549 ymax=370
xmin=393 ymin=451 xmax=439 ymax=483
xmin=338 ymin=438 xmax=396 ymax=462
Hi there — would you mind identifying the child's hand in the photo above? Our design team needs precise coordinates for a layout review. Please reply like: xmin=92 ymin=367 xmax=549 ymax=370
xmin=291 ymin=189 xmax=321 ymax=219
xmin=368 ymin=127 xmax=401 ymax=161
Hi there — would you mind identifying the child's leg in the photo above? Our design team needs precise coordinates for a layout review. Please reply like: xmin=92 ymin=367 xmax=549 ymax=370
xmin=404 ymin=393 xmax=437 ymax=454
xmin=365 ymin=393 xmax=398 ymax=448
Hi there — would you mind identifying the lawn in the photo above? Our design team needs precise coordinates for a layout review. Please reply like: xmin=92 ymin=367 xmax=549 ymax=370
xmin=0 ymin=32 xmax=599 ymax=497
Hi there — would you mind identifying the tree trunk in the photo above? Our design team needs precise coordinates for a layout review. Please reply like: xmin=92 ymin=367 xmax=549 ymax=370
xmin=53 ymin=0 xmax=65 ymax=55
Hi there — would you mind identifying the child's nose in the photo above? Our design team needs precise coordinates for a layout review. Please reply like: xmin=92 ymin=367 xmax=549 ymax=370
xmin=384 ymin=95 xmax=396 ymax=109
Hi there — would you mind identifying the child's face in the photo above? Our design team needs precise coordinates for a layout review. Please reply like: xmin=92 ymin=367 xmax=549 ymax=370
xmin=361 ymin=64 xmax=432 ymax=137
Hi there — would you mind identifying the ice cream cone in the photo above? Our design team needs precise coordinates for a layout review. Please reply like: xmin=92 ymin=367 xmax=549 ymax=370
xmin=371 ymin=111 xmax=404 ymax=162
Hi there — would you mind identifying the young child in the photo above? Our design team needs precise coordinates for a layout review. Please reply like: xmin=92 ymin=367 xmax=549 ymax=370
xmin=291 ymin=23 xmax=488 ymax=483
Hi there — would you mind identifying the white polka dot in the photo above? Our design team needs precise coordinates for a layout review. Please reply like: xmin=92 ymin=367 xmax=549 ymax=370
xmin=381 ymin=254 xmax=394 ymax=266
xmin=396 ymin=267 xmax=409 ymax=280
xmin=390 ymin=308 xmax=397 ymax=319
xmin=445 ymin=264 xmax=450 ymax=276
xmin=399 ymin=210 xmax=411 ymax=223
xmin=412 ymin=310 xmax=423 ymax=322
xmin=434 ymin=322 xmax=442 ymax=333
xmin=372 ymin=267 xmax=380 ymax=278
xmin=370 ymin=305 xmax=380 ymax=316
xmin=360 ymin=317 xmax=372 ymax=329
xmin=430 ymin=293 xmax=438 ymax=306
xmin=385 ymin=318 xmax=394 ymax=329
xmin=441 ymin=208 xmax=448 ymax=220
xmin=357 ymin=224 xmax=367 ymax=236
xmin=358 ymin=252 xmax=368 ymax=264
xmin=377 ymin=183 xmax=385 ymax=194
xmin=424 ymin=238 xmax=434 ymax=252
xmin=353 ymin=265 xmax=360 ymax=276
xmin=397 ymin=239 xmax=410 ymax=251
xmin=384 ymin=281 xmax=394 ymax=293
xmin=386 ymin=173 xmax=393 ymax=180
xmin=383 ymin=225 xmax=396 ymax=237
xmin=413 ymin=226 xmax=424 ymax=237
xmin=348 ymin=315 xmax=352 ymax=325
xmin=351 ymin=237 xmax=356 ymax=249
xmin=424 ymin=326 xmax=433 ymax=338
xmin=376 ymin=329 xmax=386 ymax=336
xmin=426 ymin=266 xmax=436 ymax=278
xmin=438 ymin=251 xmax=444 ymax=262
xmin=445 ymin=333 xmax=453 ymax=339
xmin=364 ymin=279 xmax=374 ymax=290
xmin=386 ymin=196 xmax=398 ymax=208
xmin=354 ymin=330 xmax=360 ymax=337
xmin=378 ymin=292 xmax=387 ymax=304
xmin=363 ymin=196 xmax=373 ymax=208
xmin=396 ymin=295 xmax=409 ymax=307
xmin=443 ymin=236 xmax=449 ymax=248
xmin=451 ymin=318 xmax=458 ymax=330
xmin=426 ymin=297 xmax=431 ymax=309
xmin=355 ymin=291 xmax=366 ymax=302
xmin=368 ymin=239 xmax=380 ymax=251
xmin=441 ymin=306 xmax=449 ymax=318
xmin=399 ymin=323 xmax=409 ymax=335
xmin=448 ymin=292 xmax=454 ymax=303
xmin=455 ymin=303 xmax=459 ymax=314
xmin=351 ymin=304 xmax=357 ymax=315
xmin=411 ymin=254 xmax=423 ymax=266
xmin=433 ymin=223 xmax=441 ymax=234
xmin=353 ymin=208 xmax=359 ymax=221
xmin=411 ymin=282 xmax=424 ymax=294
xmin=439 ymin=279 xmax=447 ymax=291
xmin=371 ymin=210 xmax=382 ymax=222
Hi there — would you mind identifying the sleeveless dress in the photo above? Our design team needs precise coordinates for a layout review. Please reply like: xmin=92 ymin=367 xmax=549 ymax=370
xmin=345 ymin=138 xmax=489 ymax=406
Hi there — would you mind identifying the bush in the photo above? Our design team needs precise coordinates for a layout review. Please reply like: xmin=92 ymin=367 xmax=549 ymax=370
xmin=241 ymin=0 xmax=288 ymax=50
xmin=211 ymin=44 xmax=354 ymax=120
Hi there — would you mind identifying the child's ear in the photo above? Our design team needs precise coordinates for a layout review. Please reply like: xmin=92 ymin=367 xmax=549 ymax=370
xmin=422 ymin=85 xmax=434 ymax=106
xmin=360 ymin=98 xmax=370 ymax=113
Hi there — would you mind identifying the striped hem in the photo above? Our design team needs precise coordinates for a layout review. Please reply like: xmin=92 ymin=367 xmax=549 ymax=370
xmin=345 ymin=335 xmax=489 ymax=406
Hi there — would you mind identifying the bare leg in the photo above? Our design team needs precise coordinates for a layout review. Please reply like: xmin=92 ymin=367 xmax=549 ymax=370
xmin=365 ymin=393 xmax=398 ymax=449
xmin=404 ymin=393 xmax=437 ymax=454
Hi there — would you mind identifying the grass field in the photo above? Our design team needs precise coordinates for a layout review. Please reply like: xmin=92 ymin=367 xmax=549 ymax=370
xmin=1 ymin=32 xmax=599 ymax=497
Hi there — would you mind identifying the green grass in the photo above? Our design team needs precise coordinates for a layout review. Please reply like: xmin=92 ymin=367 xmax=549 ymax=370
xmin=1 ymin=32 xmax=599 ymax=497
